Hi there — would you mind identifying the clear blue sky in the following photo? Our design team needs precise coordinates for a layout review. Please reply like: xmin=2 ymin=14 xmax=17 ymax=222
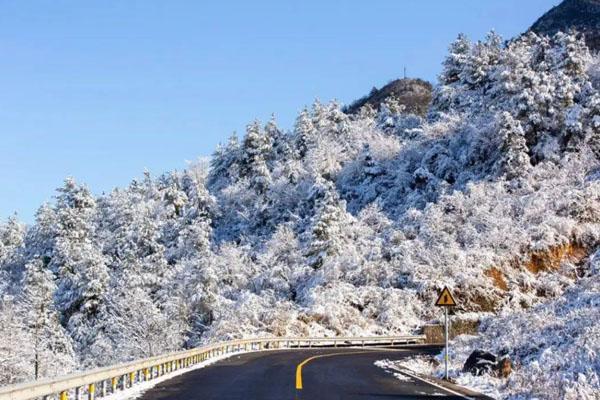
xmin=0 ymin=0 xmax=558 ymax=223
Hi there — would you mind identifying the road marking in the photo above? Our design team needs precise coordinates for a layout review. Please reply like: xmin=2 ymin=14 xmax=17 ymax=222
xmin=295 ymin=349 xmax=401 ymax=390
xmin=395 ymin=368 xmax=474 ymax=400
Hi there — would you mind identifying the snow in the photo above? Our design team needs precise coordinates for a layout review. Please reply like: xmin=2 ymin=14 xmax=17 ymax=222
xmin=377 ymin=269 xmax=599 ymax=399
xmin=0 ymin=28 xmax=599 ymax=400
xmin=99 ymin=352 xmax=238 ymax=400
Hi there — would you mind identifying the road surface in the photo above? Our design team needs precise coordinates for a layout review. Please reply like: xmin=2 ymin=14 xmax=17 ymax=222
xmin=137 ymin=346 xmax=490 ymax=400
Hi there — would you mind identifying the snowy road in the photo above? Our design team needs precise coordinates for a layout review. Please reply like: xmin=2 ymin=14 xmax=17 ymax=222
xmin=136 ymin=347 xmax=491 ymax=400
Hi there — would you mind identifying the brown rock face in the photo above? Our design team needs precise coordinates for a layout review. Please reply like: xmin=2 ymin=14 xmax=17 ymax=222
xmin=524 ymin=243 xmax=588 ymax=274
xmin=484 ymin=267 xmax=509 ymax=291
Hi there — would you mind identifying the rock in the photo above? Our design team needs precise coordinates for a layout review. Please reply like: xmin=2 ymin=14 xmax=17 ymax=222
xmin=462 ymin=350 xmax=513 ymax=378
xmin=496 ymin=356 xmax=513 ymax=378
xmin=463 ymin=350 xmax=497 ymax=376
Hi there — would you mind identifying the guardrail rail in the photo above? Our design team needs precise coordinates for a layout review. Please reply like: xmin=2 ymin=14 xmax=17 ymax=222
xmin=0 ymin=335 xmax=425 ymax=400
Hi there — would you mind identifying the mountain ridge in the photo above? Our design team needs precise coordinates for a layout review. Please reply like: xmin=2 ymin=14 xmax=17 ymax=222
xmin=529 ymin=0 xmax=600 ymax=51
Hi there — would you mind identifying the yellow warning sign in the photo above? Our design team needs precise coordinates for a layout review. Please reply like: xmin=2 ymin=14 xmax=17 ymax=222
xmin=435 ymin=287 xmax=457 ymax=307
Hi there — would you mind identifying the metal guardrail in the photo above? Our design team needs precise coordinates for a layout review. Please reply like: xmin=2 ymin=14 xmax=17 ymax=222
xmin=0 ymin=335 xmax=425 ymax=400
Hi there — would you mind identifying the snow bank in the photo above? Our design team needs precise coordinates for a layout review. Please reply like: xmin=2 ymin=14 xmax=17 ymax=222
xmin=377 ymin=270 xmax=600 ymax=399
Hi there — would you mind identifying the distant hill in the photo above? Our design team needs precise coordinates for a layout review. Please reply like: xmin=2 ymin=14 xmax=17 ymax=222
xmin=529 ymin=0 xmax=600 ymax=51
xmin=343 ymin=78 xmax=432 ymax=116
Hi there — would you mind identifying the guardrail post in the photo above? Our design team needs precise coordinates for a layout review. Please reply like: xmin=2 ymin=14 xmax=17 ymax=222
xmin=100 ymin=380 xmax=107 ymax=396
xmin=111 ymin=376 xmax=117 ymax=392
xmin=121 ymin=374 xmax=127 ymax=390
xmin=75 ymin=387 xmax=82 ymax=400
xmin=88 ymin=383 xmax=95 ymax=400
xmin=60 ymin=390 xmax=68 ymax=400
xmin=129 ymin=372 xmax=135 ymax=388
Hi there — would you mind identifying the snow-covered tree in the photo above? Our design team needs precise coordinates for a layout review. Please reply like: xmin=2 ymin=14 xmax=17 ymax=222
xmin=294 ymin=107 xmax=317 ymax=158
xmin=240 ymin=121 xmax=272 ymax=193
xmin=495 ymin=112 xmax=531 ymax=179
xmin=51 ymin=178 xmax=112 ymax=367
xmin=306 ymin=183 xmax=353 ymax=269
xmin=0 ymin=215 xmax=25 ymax=263
xmin=0 ymin=296 xmax=32 ymax=384
xmin=19 ymin=259 xmax=75 ymax=379
xmin=208 ymin=133 xmax=241 ymax=191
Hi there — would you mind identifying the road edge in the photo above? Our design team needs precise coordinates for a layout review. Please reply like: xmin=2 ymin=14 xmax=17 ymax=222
xmin=395 ymin=368 xmax=496 ymax=400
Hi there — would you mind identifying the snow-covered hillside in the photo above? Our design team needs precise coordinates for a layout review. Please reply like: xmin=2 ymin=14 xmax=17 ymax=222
xmin=379 ymin=264 xmax=599 ymax=399
xmin=1 ymin=30 xmax=599 ymax=399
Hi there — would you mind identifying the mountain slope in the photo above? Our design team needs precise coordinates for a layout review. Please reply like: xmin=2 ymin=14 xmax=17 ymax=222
xmin=343 ymin=78 xmax=432 ymax=116
xmin=529 ymin=0 xmax=600 ymax=51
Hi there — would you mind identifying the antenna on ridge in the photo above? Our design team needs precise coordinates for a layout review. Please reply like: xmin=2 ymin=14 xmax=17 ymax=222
xmin=403 ymin=66 xmax=407 ymax=79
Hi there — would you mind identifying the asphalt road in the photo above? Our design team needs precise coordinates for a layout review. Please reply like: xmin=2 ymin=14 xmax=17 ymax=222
xmin=137 ymin=347 xmax=490 ymax=400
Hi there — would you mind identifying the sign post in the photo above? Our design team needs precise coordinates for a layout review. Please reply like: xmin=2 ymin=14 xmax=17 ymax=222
xmin=435 ymin=286 xmax=457 ymax=380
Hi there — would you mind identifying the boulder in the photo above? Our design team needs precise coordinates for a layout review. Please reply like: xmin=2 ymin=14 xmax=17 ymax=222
xmin=462 ymin=350 xmax=513 ymax=378
xmin=462 ymin=350 xmax=497 ymax=376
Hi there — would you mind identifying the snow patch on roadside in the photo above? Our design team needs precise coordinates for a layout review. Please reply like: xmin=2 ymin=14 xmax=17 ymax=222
xmin=377 ymin=271 xmax=600 ymax=399
xmin=99 ymin=352 xmax=241 ymax=400
xmin=376 ymin=355 xmax=501 ymax=399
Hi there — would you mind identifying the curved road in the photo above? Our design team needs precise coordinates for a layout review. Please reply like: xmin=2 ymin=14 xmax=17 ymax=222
xmin=137 ymin=346 xmax=491 ymax=400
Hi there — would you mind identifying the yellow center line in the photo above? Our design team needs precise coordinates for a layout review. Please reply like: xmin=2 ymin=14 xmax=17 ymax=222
xmin=295 ymin=348 xmax=401 ymax=390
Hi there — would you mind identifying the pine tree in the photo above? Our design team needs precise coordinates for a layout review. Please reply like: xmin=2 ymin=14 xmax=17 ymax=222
xmin=294 ymin=107 xmax=317 ymax=158
xmin=440 ymin=33 xmax=471 ymax=85
xmin=241 ymin=120 xmax=272 ymax=193
xmin=0 ymin=215 xmax=25 ymax=264
xmin=496 ymin=112 xmax=530 ymax=179
xmin=51 ymin=178 xmax=112 ymax=367
xmin=208 ymin=132 xmax=241 ymax=190
xmin=265 ymin=114 xmax=292 ymax=161
xmin=19 ymin=259 xmax=75 ymax=379
xmin=0 ymin=296 xmax=32 ymax=384
xmin=177 ymin=168 xmax=215 ymax=258
xmin=307 ymin=183 xmax=350 ymax=269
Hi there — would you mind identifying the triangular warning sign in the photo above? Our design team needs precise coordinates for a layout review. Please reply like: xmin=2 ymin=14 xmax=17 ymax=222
xmin=435 ymin=287 xmax=457 ymax=307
